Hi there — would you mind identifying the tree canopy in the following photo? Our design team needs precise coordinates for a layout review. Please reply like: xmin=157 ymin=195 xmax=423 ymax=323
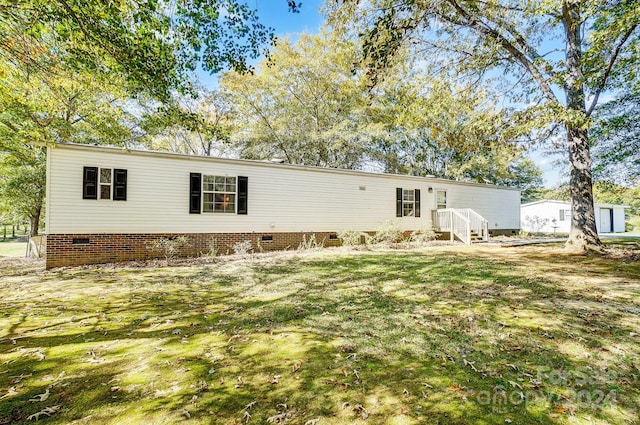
xmin=221 ymin=32 xmax=376 ymax=169
xmin=220 ymin=30 xmax=543 ymax=194
xmin=0 ymin=1 xmax=297 ymax=100
xmin=0 ymin=53 xmax=147 ymax=234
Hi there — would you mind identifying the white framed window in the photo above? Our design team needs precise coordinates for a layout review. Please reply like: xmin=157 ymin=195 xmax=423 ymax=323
xmin=403 ymin=189 xmax=415 ymax=217
xmin=203 ymin=175 xmax=236 ymax=213
xmin=99 ymin=168 xmax=112 ymax=200
xmin=436 ymin=190 xmax=447 ymax=209
xmin=396 ymin=187 xmax=421 ymax=218
xmin=559 ymin=209 xmax=571 ymax=221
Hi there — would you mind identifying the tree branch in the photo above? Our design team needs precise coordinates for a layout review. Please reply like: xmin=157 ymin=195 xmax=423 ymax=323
xmin=586 ymin=24 xmax=638 ymax=116
xmin=442 ymin=0 xmax=560 ymax=107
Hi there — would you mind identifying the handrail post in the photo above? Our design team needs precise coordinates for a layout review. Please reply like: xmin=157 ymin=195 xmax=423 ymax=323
xmin=466 ymin=220 xmax=471 ymax=245
xmin=450 ymin=210 xmax=454 ymax=242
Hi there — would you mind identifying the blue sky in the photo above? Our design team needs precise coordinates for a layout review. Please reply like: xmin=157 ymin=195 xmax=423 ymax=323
xmin=254 ymin=0 xmax=326 ymax=35
xmin=198 ymin=0 xmax=566 ymax=187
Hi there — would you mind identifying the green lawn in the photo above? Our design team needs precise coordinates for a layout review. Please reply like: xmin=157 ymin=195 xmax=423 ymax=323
xmin=0 ymin=239 xmax=27 ymax=257
xmin=1 ymin=243 xmax=639 ymax=424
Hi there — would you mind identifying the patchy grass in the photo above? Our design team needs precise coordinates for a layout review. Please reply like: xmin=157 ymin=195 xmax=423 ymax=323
xmin=1 ymin=243 xmax=639 ymax=424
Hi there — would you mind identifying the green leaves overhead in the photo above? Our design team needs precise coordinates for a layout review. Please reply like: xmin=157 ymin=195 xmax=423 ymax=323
xmin=0 ymin=0 xmax=279 ymax=100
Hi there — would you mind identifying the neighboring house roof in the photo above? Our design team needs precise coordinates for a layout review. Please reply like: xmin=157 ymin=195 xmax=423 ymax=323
xmin=521 ymin=200 xmax=570 ymax=207
xmin=521 ymin=199 xmax=629 ymax=208
xmin=53 ymin=143 xmax=521 ymax=192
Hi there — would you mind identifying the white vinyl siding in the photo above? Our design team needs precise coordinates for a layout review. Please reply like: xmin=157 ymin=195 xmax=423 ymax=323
xmin=46 ymin=145 xmax=521 ymax=234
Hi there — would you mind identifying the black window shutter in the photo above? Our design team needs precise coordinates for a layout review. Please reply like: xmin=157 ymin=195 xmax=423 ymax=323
xmin=396 ymin=188 xmax=403 ymax=217
xmin=83 ymin=166 xmax=98 ymax=199
xmin=415 ymin=189 xmax=421 ymax=217
xmin=189 ymin=173 xmax=202 ymax=214
xmin=113 ymin=169 xmax=127 ymax=201
xmin=237 ymin=176 xmax=248 ymax=215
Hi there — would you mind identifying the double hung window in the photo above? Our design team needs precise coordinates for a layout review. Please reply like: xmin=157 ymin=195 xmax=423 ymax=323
xmin=189 ymin=173 xmax=248 ymax=215
xmin=395 ymin=187 xmax=421 ymax=217
xmin=203 ymin=175 xmax=236 ymax=213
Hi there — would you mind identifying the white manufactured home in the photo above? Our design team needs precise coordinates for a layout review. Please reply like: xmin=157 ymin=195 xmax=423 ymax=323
xmin=45 ymin=143 xmax=521 ymax=268
xmin=520 ymin=200 xmax=628 ymax=234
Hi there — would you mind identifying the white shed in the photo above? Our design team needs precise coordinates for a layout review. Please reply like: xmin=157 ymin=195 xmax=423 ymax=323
xmin=520 ymin=200 xmax=628 ymax=234
xmin=45 ymin=143 xmax=522 ymax=267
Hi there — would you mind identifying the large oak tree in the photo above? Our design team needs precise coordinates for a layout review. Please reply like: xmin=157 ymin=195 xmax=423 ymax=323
xmin=330 ymin=0 xmax=639 ymax=252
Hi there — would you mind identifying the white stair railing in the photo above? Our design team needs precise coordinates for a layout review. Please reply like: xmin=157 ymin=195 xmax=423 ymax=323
xmin=433 ymin=208 xmax=489 ymax=244
xmin=458 ymin=208 xmax=489 ymax=241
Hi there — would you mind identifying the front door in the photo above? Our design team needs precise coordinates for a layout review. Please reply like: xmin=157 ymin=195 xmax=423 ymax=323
xmin=599 ymin=208 xmax=613 ymax=233
xmin=436 ymin=190 xmax=447 ymax=210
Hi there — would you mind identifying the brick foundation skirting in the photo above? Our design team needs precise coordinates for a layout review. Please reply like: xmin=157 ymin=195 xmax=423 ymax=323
xmin=45 ymin=232 xmax=344 ymax=269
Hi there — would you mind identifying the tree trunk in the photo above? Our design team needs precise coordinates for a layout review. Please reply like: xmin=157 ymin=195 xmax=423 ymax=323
xmin=565 ymin=125 xmax=603 ymax=252
xmin=30 ymin=202 xmax=42 ymax=237
xmin=562 ymin=1 xmax=603 ymax=253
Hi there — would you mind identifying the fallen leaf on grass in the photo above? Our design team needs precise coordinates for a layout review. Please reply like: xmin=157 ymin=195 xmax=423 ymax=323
xmin=354 ymin=404 xmax=369 ymax=420
xmin=0 ymin=387 xmax=18 ymax=400
xmin=463 ymin=358 xmax=479 ymax=373
xmin=270 ymin=375 xmax=280 ymax=384
xmin=267 ymin=409 xmax=296 ymax=423
xmin=9 ymin=373 xmax=32 ymax=385
xmin=304 ymin=419 xmax=320 ymax=425
xmin=26 ymin=405 xmax=60 ymax=421
xmin=28 ymin=389 xmax=49 ymax=402
xmin=508 ymin=381 xmax=523 ymax=390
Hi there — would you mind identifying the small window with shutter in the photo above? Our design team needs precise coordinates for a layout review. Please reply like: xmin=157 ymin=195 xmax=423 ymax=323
xmin=83 ymin=167 xmax=127 ymax=201
xmin=396 ymin=188 xmax=421 ymax=217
